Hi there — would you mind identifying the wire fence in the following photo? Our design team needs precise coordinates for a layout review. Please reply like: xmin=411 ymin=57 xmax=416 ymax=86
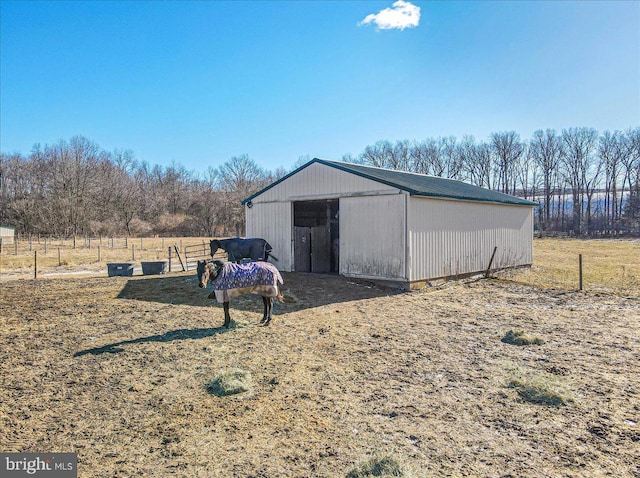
xmin=0 ymin=236 xmax=219 ymax=277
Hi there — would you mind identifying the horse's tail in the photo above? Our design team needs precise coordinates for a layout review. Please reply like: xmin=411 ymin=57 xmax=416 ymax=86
xmin=264 ymin=241 xmax=278 ymax=262
xmin=275 ymin=287 xmax=284 ymax=302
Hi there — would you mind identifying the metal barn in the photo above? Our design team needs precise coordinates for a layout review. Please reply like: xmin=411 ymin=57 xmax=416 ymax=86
xmin=243 ymin=159 xmax=537 ymax=289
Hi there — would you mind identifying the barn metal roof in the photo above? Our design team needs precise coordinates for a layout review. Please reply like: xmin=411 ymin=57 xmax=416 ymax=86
xmin=243 ymin=158 xmax=538 ymax=207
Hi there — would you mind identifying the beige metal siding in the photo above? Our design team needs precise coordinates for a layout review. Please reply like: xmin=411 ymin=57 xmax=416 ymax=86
xmin=251 ymin=162 xmax=397 ymax=204
xmin=408 ymin=197 xmax=533 ymax=281
xmin=340 ymin=193 xmax=406 ymax=280
xmin=0 ymin=227 xmax=15 ymax=244
xmin=245 ymin=202 xmax=293 ymax=271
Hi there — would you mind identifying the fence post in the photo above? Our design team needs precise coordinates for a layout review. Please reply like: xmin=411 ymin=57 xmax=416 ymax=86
xmin=132 ymin=244 xmax=136 ymax=261
xmin=34 ymin=250 xmax=37 ymax=279
xmin=58 ymin=247 xmax=62 ymax=266
xmin=168 ymin=247 xmax=172 ymax=272
xmin=98 ymin=245 xmax=102 ymax=263
xmin=579 ymin=254 xmax=583 ymax=291
xmin=174 ymin=244 xmax=185 ymax=271
xmin=485 ymin=246 xmax=498 ymax=278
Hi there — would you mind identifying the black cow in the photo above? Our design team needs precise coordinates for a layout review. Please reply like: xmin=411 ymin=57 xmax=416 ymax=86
xmin=210 ymin=238 xmax=277 ymax=263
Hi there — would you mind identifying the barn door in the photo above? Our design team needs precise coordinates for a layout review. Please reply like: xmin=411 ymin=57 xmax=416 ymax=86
xmin=311 ymin=226 xmax=331 ymax=273
xmin=294 ymin=227 xmax=311 ymax=272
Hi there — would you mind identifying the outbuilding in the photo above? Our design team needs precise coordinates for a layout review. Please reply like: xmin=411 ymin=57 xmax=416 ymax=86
xmin=243 ymin=159 xmax=537 ymax=289
xmin=0 ymin=226 xmax=15 ymax=245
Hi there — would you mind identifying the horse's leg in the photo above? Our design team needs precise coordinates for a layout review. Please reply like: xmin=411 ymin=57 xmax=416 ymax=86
xmin=223 ymin=302 xmax=231 ymax=328
xmin=260 ymin=296 xmax=268 ymax=324
xmin=263 ymin=297 xmax=273 ymax=326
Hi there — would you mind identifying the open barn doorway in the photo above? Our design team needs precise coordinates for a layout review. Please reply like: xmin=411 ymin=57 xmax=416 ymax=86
xmin=293 ymin=200 xmax=339 ymax=273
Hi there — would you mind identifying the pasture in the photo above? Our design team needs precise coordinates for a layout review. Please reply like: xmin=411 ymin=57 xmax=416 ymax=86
xmin=0 ymin=239 xmax=639 ymax=477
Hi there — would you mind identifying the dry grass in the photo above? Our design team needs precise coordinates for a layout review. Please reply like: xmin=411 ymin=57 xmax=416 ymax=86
xmin=501 ymin=329 xmax=545 ymax=346
xmin=207 ymin=368 xmax=254 ymax=397
xmin=505 ymin=363 xmax=574 ymax=406
xmin=500 ymin=238 xmax=640 ymax=297
xmin=346 ymin=453 xmax=409 ymax=477
xmin=0 ymin=239 xmax=639 ymax=476
xmin=0 ymin=237 xmax=210 ymax=279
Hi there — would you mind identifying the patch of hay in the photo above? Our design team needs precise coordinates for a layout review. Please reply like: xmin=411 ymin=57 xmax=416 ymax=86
xmin=501 ymin=329 xmax=545 ymax=346
xmin=207 ymin=368 xmax=253 ymax=397
xmin=507 ymin=371 xmax=573 ymax=406
xmin=347 ymin=453 xmax=409 ymax=478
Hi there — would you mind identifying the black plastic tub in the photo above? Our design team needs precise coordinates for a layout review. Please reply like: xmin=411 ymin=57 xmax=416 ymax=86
xmin=141 ymin=261 xmax=168 ymax=275
xmin=107 ymin=263 xmax=135 ymax=277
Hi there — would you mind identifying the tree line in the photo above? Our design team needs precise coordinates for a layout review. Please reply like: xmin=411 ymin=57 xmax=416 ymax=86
xmin=0 ymin=136 xmax=285 ymax=237
xmin=345 ymin=127 xmax=640 ymax=235
xmin=1 ymin=127 xmax=639 ymax=238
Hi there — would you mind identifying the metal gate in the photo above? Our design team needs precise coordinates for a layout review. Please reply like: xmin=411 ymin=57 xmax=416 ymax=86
xmin=180 ymin=242 xmax=226 ymax=271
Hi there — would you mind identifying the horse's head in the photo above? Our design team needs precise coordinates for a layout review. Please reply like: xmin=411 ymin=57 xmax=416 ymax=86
xmin=209 ymin=239 xmax=221 ymax=257
xmin=197 ymin=260 xmax=209 ymax=288
xmin=197 ymin=260 xmax=224 ymax=288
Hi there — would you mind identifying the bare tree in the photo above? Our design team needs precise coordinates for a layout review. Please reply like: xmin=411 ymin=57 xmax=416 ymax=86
xmin=46 ymin=136 xmax=106 ymax=236
xmin=107 ymin=151 xmax=140 ymax=235
xmin=217 ymin=155 xmax=267 ymax=235
xmin=459 ymin=136 xmax=492 ymax=188
xmin=530 ymin=129 xmax=563 ymax=230
xmin=623 ymin=128 xmax=640 ymax=230
xmin=561 ymin=127 xmax=599 ymax=234
xmin=409 ymin=140 xmax=430 ymax=175
xmin=491 ymin=131 xmax=524 ymax=195
xmin=422 ymin=137 xmax=447 ymax=177
xmin=388 ymin=140 xmax=412 ymax=171
xmin=0 ymin=152 xmax=42 ymax=233
xmin=360 ymin=140 xmax=393 ymax=168
xmin=599 ymin=131 xmax=626 ymax=232
xmin=292 ymin=154 xmax=312 ymax=170
xmin=188 ymin=167 xmax=224 ymax=236
xmin=515 ymin=143 xmax=539 ymax=201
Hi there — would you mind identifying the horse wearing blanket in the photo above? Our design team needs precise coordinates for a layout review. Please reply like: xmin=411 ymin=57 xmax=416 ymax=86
xmin=197 ymin=260 xmax=283 ymax=328
xmin=209 ymin=238 xmax=278 ymax=263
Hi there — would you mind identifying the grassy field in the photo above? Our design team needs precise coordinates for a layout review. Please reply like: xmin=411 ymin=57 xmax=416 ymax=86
xmin=503 ymin=238 xmax=639 ymax=297
xmin=0 ymin=238 xmax=638 ymax=476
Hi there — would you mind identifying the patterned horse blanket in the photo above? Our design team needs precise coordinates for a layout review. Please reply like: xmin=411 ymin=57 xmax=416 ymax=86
xmin=209 ymin=261 xmax=283 ymax=303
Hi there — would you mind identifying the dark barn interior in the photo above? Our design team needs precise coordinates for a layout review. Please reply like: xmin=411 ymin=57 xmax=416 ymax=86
xmin=293 ymin=200 xmax=339 ymax=273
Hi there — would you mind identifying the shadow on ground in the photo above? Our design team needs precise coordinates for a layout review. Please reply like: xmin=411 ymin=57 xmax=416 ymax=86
xmin=74 ymin=272 xmax=400 ymax=357
xmin=116 ymin=271 xmax=401 ymax=314
xmin=74 ymin=326 xmax=229 ymax=356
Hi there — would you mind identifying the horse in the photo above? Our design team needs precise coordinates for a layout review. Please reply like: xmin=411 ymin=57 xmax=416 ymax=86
xmin=209 ymin=238 xmax=278 ymax=263
xmin=197 ymin=259 xmax=284 ymax=328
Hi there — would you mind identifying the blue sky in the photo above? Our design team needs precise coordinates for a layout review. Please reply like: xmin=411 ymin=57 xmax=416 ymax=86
xmin=1 ymin=0 xmax=639 ymax=174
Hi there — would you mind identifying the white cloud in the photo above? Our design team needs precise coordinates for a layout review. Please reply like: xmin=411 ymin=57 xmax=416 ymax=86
xmin=359 ymin=0 xmax=421 ymax=31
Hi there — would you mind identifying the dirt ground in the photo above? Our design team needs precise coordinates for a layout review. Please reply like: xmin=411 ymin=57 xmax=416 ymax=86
xmin=1 ymin=270 xmax=639 ymax=477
